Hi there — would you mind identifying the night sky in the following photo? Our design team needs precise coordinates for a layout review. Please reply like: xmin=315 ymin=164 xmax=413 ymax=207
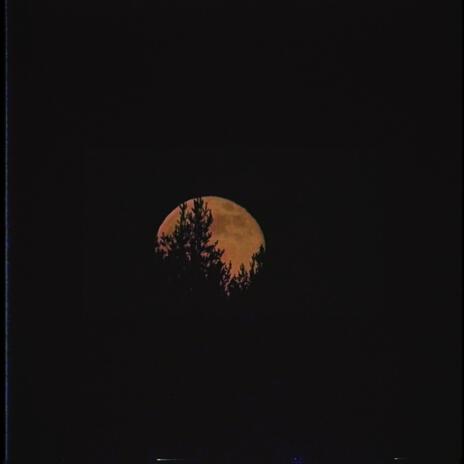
xmin=8 ymin=1 xmax=461 ymax=463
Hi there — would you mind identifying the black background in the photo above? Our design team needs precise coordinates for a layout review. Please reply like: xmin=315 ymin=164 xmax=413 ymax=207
xmin=8 ymin=1 xmax=462 ymax=463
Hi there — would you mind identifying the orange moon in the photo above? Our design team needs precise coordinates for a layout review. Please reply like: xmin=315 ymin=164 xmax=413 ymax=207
xmin=156 ymin=196 xmax=265 ymax=276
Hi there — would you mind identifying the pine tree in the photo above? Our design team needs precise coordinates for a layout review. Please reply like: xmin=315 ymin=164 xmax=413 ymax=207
xmin=228 ymin=263 xmax=249 ymax=294
xmin=156 ymin=202 xmax=190 ymax=280
xmin=228 ymin=244 xmax=266 ymax=297
xmin=155 ymin=198 xmax=231 ymax=298
xmin=249 ymin=244 xmax=265 ymax=282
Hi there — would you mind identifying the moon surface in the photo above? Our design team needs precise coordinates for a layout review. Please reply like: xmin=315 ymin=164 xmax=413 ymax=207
xmin=157 ymin=196 xmax=265 ymax=276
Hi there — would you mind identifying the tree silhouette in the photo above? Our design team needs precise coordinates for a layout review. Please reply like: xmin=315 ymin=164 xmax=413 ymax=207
xmin=249 ymin=244 xmax=266 ymax=283
xmin=228 ymin=244 xmax=266 ymax=297
xmin=154 ymin=197 xmax=265 ymax=301
xmin=228 ymin=263 xmax=250 ymax=294
xmin=155 ymin=198 xmax=231 ymax=299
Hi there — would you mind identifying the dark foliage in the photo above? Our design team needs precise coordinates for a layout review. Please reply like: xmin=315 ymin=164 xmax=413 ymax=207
xmin=154 ymin=197 xmax=265 ymax=303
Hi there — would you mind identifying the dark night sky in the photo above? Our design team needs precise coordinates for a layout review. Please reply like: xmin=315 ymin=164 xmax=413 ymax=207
xmin=8 ymin=1 xmax=461 ymax=463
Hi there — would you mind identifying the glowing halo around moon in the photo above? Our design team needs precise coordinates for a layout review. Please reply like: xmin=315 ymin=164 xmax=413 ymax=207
xmin=156 ymin=196 xmax=265 ymax=276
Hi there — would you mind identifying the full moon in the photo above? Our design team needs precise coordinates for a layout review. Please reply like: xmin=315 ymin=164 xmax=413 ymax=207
xmin=156 ymin=196 xmax=265 ymax=276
